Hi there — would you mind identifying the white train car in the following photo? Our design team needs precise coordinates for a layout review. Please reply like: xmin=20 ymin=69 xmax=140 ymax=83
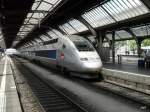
xmin=20 ymin=35 xmax=103 ymax=78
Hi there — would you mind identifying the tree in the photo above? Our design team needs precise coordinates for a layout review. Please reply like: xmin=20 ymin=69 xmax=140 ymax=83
xmin=142 ymin=38 xmax=150 ymax=47
xmin=129 ymin=40 xmax=137 ymax=51
xmin=115 ymin=41 xmax=126 ymax=50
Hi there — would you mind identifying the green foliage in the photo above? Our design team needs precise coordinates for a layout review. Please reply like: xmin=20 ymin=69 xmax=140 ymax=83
xmin=115 ymin=39 xmax=150 ymax=54
xmin=115 ymin=41 xmax=126 ymax=50
xmin=141 ymin=39 xmax=150 ymax=47
xmin=129 ymin=40 xmax=137 ymax=50
xmin=128 ymin=39 xmax=150 ymax=50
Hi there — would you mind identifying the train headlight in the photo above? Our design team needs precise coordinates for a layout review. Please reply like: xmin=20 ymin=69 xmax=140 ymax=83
xmin=80 ymin=58 xmax=88 ymax=61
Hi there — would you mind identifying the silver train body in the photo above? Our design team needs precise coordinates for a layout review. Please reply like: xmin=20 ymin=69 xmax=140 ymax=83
xmin=20 ymin=35 xmax=103 ymax=78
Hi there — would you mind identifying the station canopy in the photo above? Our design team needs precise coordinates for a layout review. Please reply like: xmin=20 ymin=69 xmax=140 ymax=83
xmin=0 ymin=0 xmax=150 ymax=48
xmin=17 ymin=0 xmax=62 ymax=40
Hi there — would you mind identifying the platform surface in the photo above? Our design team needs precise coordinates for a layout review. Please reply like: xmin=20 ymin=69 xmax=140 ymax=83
xmin=103 ymin=62 xmax=150 ymax=76
xmin=0 ymin=56 xmax=22 ymax=112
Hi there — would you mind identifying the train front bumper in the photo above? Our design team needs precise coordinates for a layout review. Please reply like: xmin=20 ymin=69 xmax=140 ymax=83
xmin=81 ymin=61 xmax=102 ymax=73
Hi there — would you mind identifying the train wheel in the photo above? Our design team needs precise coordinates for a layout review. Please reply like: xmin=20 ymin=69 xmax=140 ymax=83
xmin=63 ymin=68 xmax=70 ymax=76
xmin=98 ymin=72 xmax=104 ymax=81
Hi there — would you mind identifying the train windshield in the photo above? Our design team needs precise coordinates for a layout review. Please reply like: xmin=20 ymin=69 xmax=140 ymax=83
xmin=73 ymin=40 xmax=94 ymax=51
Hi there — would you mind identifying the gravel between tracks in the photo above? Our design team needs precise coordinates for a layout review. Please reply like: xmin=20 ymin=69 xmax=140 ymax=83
xmin=11 ymin=60 xmax=45 ymax=112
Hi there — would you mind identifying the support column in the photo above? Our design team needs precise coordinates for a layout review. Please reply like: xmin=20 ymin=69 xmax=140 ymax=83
xmin=137 ymin=39 xmax=143 ymax=57
xmin=125 ymin=28 xmax=144 ymax=57
xmin=98 ymin=31 xmax=105 ymax=48
xmin=112 ymin=31 xmax=115 ymax=63
xmin=105 ymin=35 xmax=111 ymax=47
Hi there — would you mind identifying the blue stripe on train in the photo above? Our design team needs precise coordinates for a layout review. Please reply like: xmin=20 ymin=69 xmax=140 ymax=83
xmin=35 ymin=50 xmax=57 ymax=59
xmin=48 ymin=50 xmax=57 ymax=59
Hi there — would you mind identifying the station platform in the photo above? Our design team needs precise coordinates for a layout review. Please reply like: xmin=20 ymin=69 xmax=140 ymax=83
xmin=103 ymin=62 xmax=150 ymax=76
xmin=102 ymin=62 xmax=150 ymax=95
xmin=0 ymin=56 xmax=22 ymax=112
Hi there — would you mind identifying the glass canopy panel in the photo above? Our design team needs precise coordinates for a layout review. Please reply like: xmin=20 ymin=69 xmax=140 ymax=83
xmin=35 ymin=38 xmax=42 ymax=43
xmin=28 ymin=43 xmax=33 ymax=46
xmin=87 ymin=35 xmax=96 ymax=42
xmin=24 ymin=25 xmax=35 ymax=28
xmin=106 ymin=34 xmax=121 ymax=40
xmin=26 ymin=45 xmax=30 ymax=47
xmin=106 ymin=33 xmax=121 ymax=40
xmin=20 ymin=27 xmax=33 ymax=32
xmin=47 ymin=31 xmax=58 ymax=38
xmin=16 ymin=0 xmax=62 ymax=42
xmin=59 ymin=26 xmax=68 ymax=34
xmin=32 ymin=13 xmax=44 ymax=20
xmin=69 ymin=19 xmax=88 ymax=32
xmin=102 ymin=0 xmax=149 ymax=21
xmin=131 ymin=25 xmax=150 ymax=37
xmin=28 ymin=19 xmax=39 ymax=24
xmin=23 ymin=19 xmax=29 ymax=24
xmin=82 ymin=6 xmax=115 ymax=28
xmin=27 ymin=13 xmax=32 ymax=18
xmin=21 ymin=27 xmax=32 ymax=31
xmin=82 ymin=0 xmax=149 ymax=28
xmin=47 ymin=29 xmax=64 ymax=38
xmin=31 ymin=1 xmax=40 ymax=10
xmin=60 ymin=23 xmax=77 ymax=34
xmin=116 ymin=30 xmax=132 ymax=39
xmin=32 ymin=41 xmax=37 ymax=45
xmin=52 ymin=29 xmax=63 ymax=37
xmin=17 ymin=32 xmax=21 ymax=35
xmin=44 ymin=0 xmax=61 ymax=4
xmin=40 ymin=35 xmax=50 ymax=41
xmin=17 ymin=32 xmax=27 ymax=35
xmin=37 ymin=2 xmax=52 ymax=11
xmin=106 ymin=32 xmax=132 ymax=40
xmin=17 ymin=32 xmax=26 ymax=35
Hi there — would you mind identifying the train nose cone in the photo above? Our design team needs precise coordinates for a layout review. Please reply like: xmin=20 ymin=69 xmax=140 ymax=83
xmin=83 ymin=61 xmax=102 ymax=72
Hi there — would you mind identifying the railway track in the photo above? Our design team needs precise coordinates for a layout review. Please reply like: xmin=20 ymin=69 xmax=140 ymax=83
xmin=15 ymin=61 xmax=88 ymax=112
xmin=13 ymin=57 xmax=150 ymax=112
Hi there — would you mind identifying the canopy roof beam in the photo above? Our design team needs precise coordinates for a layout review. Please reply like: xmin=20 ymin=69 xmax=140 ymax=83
xmin=77 ymin=17 xmax=97 ymax=37
xmin=142 ymin=0 xmax=150 ymax=10
xmin=124 ymin=28 xmax=138 ymax=42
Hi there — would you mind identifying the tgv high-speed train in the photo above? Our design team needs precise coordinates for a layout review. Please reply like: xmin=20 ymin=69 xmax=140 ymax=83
xmin=20 ymin=35 xmax=103 ymax=78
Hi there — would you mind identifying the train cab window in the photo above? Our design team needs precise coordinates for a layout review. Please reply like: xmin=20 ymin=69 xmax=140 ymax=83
xmin=73 ymin=40 xmax=94 ymax=51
